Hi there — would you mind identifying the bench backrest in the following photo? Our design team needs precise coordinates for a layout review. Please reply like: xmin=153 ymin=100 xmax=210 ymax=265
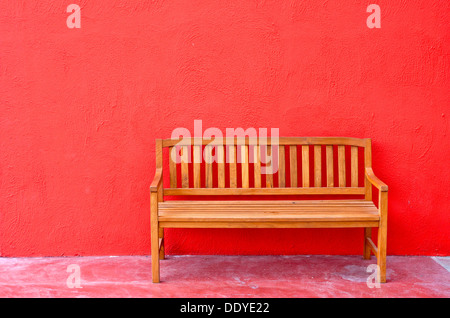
xmin=155 ymin=137 xmax=373 ymax=197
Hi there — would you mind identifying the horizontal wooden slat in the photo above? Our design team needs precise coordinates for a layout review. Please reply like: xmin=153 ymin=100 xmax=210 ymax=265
xmin=162 ymin=137 xmax=367 ymax=148
xmin=163 ymin=187 xmax=365 ymax=196
xmin=161 ymin=209 xmax=378 ymax=215
xmin=161 ymin=200 xmax=375 ymax=206
xmin=160 ymin=214 xmax=379 ymax=222
xmin=160 ymin=213 xmax=378 ymax=221
xmin=160 ymin=206 xmax=378 ymax=212
xmin=159 ymin=200 xmax=379 ymax=226
xmin=160 ymin=221 xmax=379 ymax=229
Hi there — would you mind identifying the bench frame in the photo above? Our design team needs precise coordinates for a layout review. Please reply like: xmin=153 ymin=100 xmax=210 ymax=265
xmin=150 ymin=137 xmax=388 ymax=283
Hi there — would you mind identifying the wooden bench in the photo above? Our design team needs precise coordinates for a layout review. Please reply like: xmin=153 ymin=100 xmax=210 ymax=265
xmin=150 ymin=137 xmax=388 ymax=283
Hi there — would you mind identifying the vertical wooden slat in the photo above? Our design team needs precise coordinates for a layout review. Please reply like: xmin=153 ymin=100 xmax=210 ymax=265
xmin=253 ymin=145 xmax=261 ymax=188
xmin=302 ymin=145 xmax=310 ymax=187
xmin=241 ymin=145 xmax=249 ymax=188
xmin=314 ymin=145 xmax=322 ymax=187
xmin=193 ymin=145 xmax=201 ymax=188
xmin=217 ymin=145 xmax=225 ymax=188
xmin=289 ymin=146 xmax=298 ymax=187
xmin=351 ymin=146 xmax=358 ymax=187
xmin=229 ymin=145 xmax=237 ymax=188
xmin=181 ymin=146 xmax=189 ymax=188
xmin=326 ymin=145 xmax=334 ymax=187
xmin=364 ymin=139 xmax=373 ymax=201
xmin=205 ymin=145 xmax=213 ymax=188
xmin=266 ymin=145 xmax=273 ymax=188
xmin=169 ymin=146 xmax=177 ymax=188
xmin=278 ymin=146 xmax=286 ymax=187
xmin=338 ymin=145 xmax=346 ymax=187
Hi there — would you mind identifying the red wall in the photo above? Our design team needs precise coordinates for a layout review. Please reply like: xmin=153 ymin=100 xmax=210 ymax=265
xmin=0 ymin=1 xmax=448 ymax=257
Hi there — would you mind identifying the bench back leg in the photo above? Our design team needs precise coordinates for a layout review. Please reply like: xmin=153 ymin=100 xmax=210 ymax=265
xmin=377 ymin=226 xmax=387 ymax=283
xmin=363 ymin=228 xmax=372 ymax=260
xmin=159 ymin=228 xmax=165 ymax=260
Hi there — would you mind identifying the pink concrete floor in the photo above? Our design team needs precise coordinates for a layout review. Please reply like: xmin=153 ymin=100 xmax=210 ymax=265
xmin=0 ymin=255 xmax=448 ymax=298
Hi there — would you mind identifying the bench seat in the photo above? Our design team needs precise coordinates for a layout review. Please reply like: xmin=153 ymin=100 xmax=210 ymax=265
xmin=158 ymin=200 xmax=379 ymax=227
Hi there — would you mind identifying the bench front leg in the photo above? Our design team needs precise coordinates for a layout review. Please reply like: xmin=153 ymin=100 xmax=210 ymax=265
xmin=150 ymin=190 xmax=160 ymax=283
xmin=377 ymin=190 xmax=388 ymax=283
xmin=150 ymin=168 xmax=163 ymax=283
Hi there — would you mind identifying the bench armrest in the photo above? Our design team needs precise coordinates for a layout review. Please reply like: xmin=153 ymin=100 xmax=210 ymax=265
xmin=365 ymin=168 xmax=388 ymax=192
xmin=150 ymin=168 xmax=163 ymax=193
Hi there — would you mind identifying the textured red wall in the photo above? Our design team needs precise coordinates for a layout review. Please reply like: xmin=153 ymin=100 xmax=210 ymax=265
xmin=0 ymin=1 xmax=448 ymax=257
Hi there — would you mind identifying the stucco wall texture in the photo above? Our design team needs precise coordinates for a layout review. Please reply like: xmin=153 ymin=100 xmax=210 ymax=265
xmin=0 ymin=1 xmax=449 ymax=257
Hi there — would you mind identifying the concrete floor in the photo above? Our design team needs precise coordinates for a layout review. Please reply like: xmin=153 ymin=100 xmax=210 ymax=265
xmin=0 ymin=255 xmax=448 ymax=298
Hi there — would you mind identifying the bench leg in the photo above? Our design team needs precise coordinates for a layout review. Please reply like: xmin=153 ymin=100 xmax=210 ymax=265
xmin=377 ymin=225 xmax=387 ymax=283
xmin=151 ymin=192 xmax=160 ymax=283
xmin=377 ymin=191 xmax=388 ymax=283
xmin=151 ymin=224 xmax=160 ymax=283
xmin=159 ymin=228 xmax=165 ymax=260
xmin=363 ymin=228 xmax=372 ymax=260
